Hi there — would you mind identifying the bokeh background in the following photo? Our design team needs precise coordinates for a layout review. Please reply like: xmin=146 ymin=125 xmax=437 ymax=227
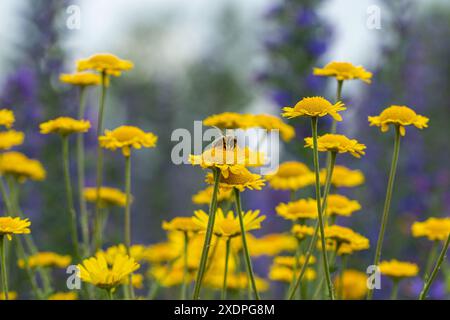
xmin=0 ymin=0 xmax=449 ymax=299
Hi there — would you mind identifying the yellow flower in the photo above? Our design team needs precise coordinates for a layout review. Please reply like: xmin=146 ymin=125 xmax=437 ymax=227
xmin=205 ymin=272 xmax=269 ymax=292
xmin=273 ymin=255 xmax=316 ymax=268
xmin=334 ymin=270 xmax=368 ymax=300
xmin=0 ymin=217 xmax=31 ymax=240
xmin=192 ymin=186 xmax=233 ymax=205
xmin=326 ymin=194 xmax=361 ymax=217
xmin=84 ymin=187 xmax=127 ymax=208
xmin=97 ymin=244 xmax=148 ymax=263
xmin=40 ymin=117 xmax=90 ymax=135
xmin=379 ymin=260 xmax=419 ymax=278
xmin=320 ymin=165 xmax=365 ymax=188
xmin=162 ymin=217 xmax=203 ymax=233
xmin=368 ymin=105 xmax=429 ymax=136
xmin=0 ymin=130 xmax=24 ymax=150
xmin=291 ymin=224 xmax=315 ymax=240
xmin=144 ymin=242 xmax=180 ymax=264
xmin=59 ymin=72 xmax=102 ymax=86
xmin=313 ymin=61 xmax=372 ymax=83
xmin=269 ymin=265 xmax=316 ymax=283
xmin=18 ymin=252 xmax=71 ymax=269
xmin=99 ymin=125 xmax=158 ymax=157
xmin=276 ymin=198 xmax=318 ymax=220
xmin=411 ymin=217 xmax=450 ymax=241
xmin=148 ymin=265 xmax=187 ymax=287
xmin=121 ymin=273 xmax=144 ymax=289
xmin=252 ymin=114 xmax=296 ymax=142
xmin=321 ymin=225 xmax=369 ymax=255
xmin=203 ymin=112 xmax=255 ymax=129
xmin=247 ymin=233 xmax=297 ymax=256
xmin=282 ymin=96 xmax=346 ymax=121
xmin=0 ymin=109 xmax=15 ymax=128
xmin=205 ymin=167 xmax=266 ymax=192
xmin=48 ymin=292 xmax=78 ymax=300
xmin=0 ymin=151 xmax=46 ymax=182
xmin=194 ymin=208 xmax=265 ymax=238
xmin=76 ymin=53 xmax=134 ymax=77
xmin=265 ymin=161 xmax=314 ymax=191
xmin=304 ymin=134 xmax=366 ymax=158
xmin=0 ymin=291 xmax=17 ymax=300
xmin=77 ymin=254 xmax=140 ymax=290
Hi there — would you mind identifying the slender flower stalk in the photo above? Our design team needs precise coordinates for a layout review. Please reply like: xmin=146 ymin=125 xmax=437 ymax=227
xmin=221 ymin=238 xmax=231 ymax=300
xmin=193 ymin=167 xmax=221 ymax=299
xmin=62 ymin=135 xmax=80 ymax=261
xmin=0 ymin=235 xmax=8 ymax=300
xmin=338 ymin=255 xmax=348 ymax=300
xmin=234 ymin=188 xmax=260 ymax=300
xmin=330 ymin=80 xmax=343 ymax=134
xmin=423 ymin=240 xmax=439 ymax=281
xmin=390 ymin=280 xmax=399 ymax=300
xmin=181 ymin=231 xmax=189 ymax=300
xmin=14 ymin=237 xmax=43 ymax=299
xmin=419 ymin=233 xmax=450 ymax=300
xmin=368 ymin=125 xmax=401 ymax=299
xmin=107 ymin=289 xmax=114 ymax=300
xmin=124 ymin=155 xmax=134 ymax=299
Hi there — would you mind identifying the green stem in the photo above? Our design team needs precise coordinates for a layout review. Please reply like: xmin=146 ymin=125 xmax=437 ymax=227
xmin=419 ymin=233 xmax=450 ymax=300
xmin=329 ymin=80 xmax=343 ymax=135
xmin=390 ymin=280 xmax=399 ymax=300
xmin=288 ymin=148 xmax=336 ymax=300
xmin=338 ymin=255 xmax=348 ymax=300
xmin=77 ymin=86 xmax=89 ymax=257
xmin=234 ymin=188 xmax=260 ymax=300
xmin=14 ymin=238 xmax=43 ymax=299
xmin=286 ymin=236 xmax=302 ymax=299
xmin=221 ymin=238 xmax=231 ymax=300
xmin=181 ymin=231 xmax=189 ymax=300
xmin=0 ymin=236 xmax=8 ymax=300
xmin=193 ymin=167 xmax=221 ymax=300
xmin=94 ymin=71 xmax=107 ymax=253
xmin=62 ymin=135 xmax=80 ymax=261
xmin=424 ymin=241 xmax=439 ymax=281
xmin=124 ymin=155 xmax=134 ymax=299
xmin=368 ymin=125 xmax=401 ymax=299
xmin=107 ymin=289 xmax=114 ymax=300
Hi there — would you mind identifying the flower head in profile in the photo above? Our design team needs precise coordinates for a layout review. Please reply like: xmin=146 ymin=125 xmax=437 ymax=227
xmin=192 ymin=186 xmax=233 ymax=205
xmin=269 ymin=265 xmax=316 ymax=283
xmin=205 ymin=272 xmax=269 ymax=292
xmin=252 ymin=114 xmax=295 ymax=142
xmin=282 ymin=96 xmax=346 ymax=121
xmin=291 ymin=224 xmax=315 ymax=240
xmin=18 ymin=252 xmax=71 ymax=269
xmin=205 ymin=167 xmax=266 ymax=192
xmin=203 ymin=112 xmax=255 ymax=129
xmin=59 ymin=72 xmax=102 ymax=87
xmin=0 ymin=130 xmax=24 ymax=150
xmin=325 ymin=194 xmax=361 ymax=217
xmin=162 ymin=217 xmax=203 ymax=234
xmin=0 ymin=152 xmax=46 ymax=182
xmin=276 ymin=198 xmax=318 ymax=220
xmin=0 ymin=109 xmax=15 ymax=128
xmin=273 ymin=255 xmax=316 ymax=268
xmin=334 ymin=270 xmax=368 ymax=300
xmin=379 ymin=260 xmax=419 ymax=279
xmin=77 ymin=254 xmax=140 ymax=290
xmin=411 ymin=217 xmax=450 ymax=241
xmin=48 ymin=292 xmax=78 ymax=300
xmin=313 ymin=61 xmax=372 ymax=83
xmin=247 ymin=233 xmax=297 ymax=257
xmin=76 ymin=53 xmax=134 ymax=77
xmin=121 ymin=273 xmax=144 ymax=289
xmin=84 ymin=186 xmax=128 ymax=208
xmin=320 ymin=165 xmax=365 ymax=188
xmin=194 ymin=208 xmax=265 ymax=238
xmin=40 ymin=117 xmax=90 ymax=136
xmin=322 ymin=225 xmax=369 ymax=255
xmin=0 ymin=217 xmax=31 ymax=240
xmin=99 ymin=125 xmax=158 ymax=157
xmin=304 ymin=134 xmax=366 ymax=158
xmin=265 ymin=161 xmax=314 ymax=191
xmin=368 ymin=105 xmax=429 ymax=136
xmin=98 ymin=244 xmax=148 ymax=263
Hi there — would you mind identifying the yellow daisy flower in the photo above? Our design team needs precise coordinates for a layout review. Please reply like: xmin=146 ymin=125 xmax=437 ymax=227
xmin=192 ymin=186 xmax=233 ymax=205
xmin=205 ymin=167 xmax=266 ymax=192
xmin=40 ymin=117 xmax=90 ymax=136
xmin=321 ymin=226 xmax=369 ymax=255
xmin=320 ymin=165 xmax=365 ymax=188
xmin=368 ymin=105 xmax=429 ymax=136
xmin=269 ymin=265 xmax=316 ymax=283
xmin=334 ymin=270 xmax=368 ymax=300
xmin=193 ymin=208 xmax=265 ymax=238
xmin=0 ymin=291 xmax=17 ymax=300
xmin=77 ymin=253 xmax=140 ymax=290
xmin=0 ymin=217 xmax=31 ymax=240
xmin=76 ymin=53 xmax=134 ymax=77
xmin=84 ymin=186 xmax=127 ymax=208
xmin=121 ymin=273 xmax=144 ymax=289
xmin=323 ymin=225 xmax=366 ymax=246
xmin=313 ymin=61 xmax=372 ymax=83
xmin=282 ymin=96 xmax=346 ymax=121
xmin=97 ymin=244 xmax=147 ymax=263
xmin=0 ymin=130 xmax=24 ymax=150
xmin=144 ymin=241 xmax=180 ymax=265
xmin=304 ymin=134 xmax=366 ymax=158
xmin=252 ymin=114 xmax=296 ymax=142
xmin=59 ymin=72 xmax=102 ymax=86
xmin=48 ymin=292 xmax=78 ymax=300
xmin=276 ymin=198 xmax=318 ymax=220
xmin=291 ymin=224 xmax=315 ymax=240
xmin=205 ymin=272 xmax=269 ymax=292
xmin=99 ymin=125 xmax=158 ymax=157
xmin=379 ymin=260 xmax=419 ymax=278
xmin=411 ymin=217 xmax=450 ymax=241
xmin=0 ymin=151 xmax=46 ymax=182
xmin=273 ymin=255 xmax=316 ymax=268
xmin=148 ymin=265 xmax=187 ymax=287
xmin=247 ymin=233 xmax=297 ymax=257
xmin=162 ymin=217 xmax=203 ymax=233
xmin=203 ymin=112 xmax=255 ymax=129
xmin=325 ymin=194 xmax=362 ymax=217
xmin=18 ymin=252 xmax=71 ymax=269
xmin=265 ymin=161 xmax=314 ymax=191
xmin=0 ymin=109 xmax=15 ymax=128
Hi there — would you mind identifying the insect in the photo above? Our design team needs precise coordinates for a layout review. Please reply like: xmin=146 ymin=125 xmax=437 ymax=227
xmin=209 ymin=126 xmax=238 ymax=151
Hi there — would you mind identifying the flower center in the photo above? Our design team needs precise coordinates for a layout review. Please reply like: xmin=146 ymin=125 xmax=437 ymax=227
xmin=379 ymin=106 xmax=417 ymax=122
xmin=112 ymin=126 xmax=145 ymax=142
xmin=277 ymin=162 xmax=309 ymax=177
xmin=295 ymin=97 xmax=332 ymax=112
